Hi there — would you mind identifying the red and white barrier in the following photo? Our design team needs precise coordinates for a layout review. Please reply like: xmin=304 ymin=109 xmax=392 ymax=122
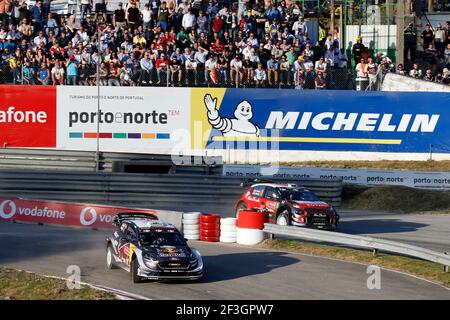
xmin=236 ymin=210 xmax=266 ymax=245
xmin=182 ymin=212 xmax=200 ymax=240
xmin=0 ymin=198 xmax=157 ymax=229
xmin=220 ymin=218 xmax=237 ymax=243
xmin=199 ymin=213 xmax=220 ymax=242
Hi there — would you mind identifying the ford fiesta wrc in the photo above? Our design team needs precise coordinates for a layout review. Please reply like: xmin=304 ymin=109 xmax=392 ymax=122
xmin=106 ymin=213 xmax=203 ymax=283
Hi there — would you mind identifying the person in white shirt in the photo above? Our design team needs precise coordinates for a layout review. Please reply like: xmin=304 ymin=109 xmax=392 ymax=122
xmin=142 ymin=4 xmax=153 ymax=30
xmin=185 ymin=56 xmax=198 ymax=85
xmin=355 ymin=58 xmax=368 ymax=78
xmin=315 ymin=57 xmax=327 ymax=73
xmin=230 ymin=55 xmax=243 ymax=86
xmin=241 ymin=42 xmax=257 ymax=63
xmin=182 ymin=9 xmax=196 ymax=30
xmin=292 ymin=17 xmax=307 ymax=37
xmin=254 ymin=63 xmax=266 ymax=87
xmin=205 ymin=55 xmax=218 ymax=81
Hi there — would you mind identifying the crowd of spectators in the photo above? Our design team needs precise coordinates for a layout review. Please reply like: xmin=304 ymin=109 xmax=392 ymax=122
xmin=0 ymin=0 xmax=449 ymax=89
xmin=0 ymin=0 xmax=355 ymax=89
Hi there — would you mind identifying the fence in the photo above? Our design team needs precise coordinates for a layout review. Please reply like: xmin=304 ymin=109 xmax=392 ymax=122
xmin=0 ymin=170 xmax=343 ymax=208
xmin=264 ymin=223 xmax=450 ymax=271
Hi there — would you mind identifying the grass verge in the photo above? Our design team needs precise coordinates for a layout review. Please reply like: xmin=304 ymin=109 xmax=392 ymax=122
xmin=341 ymin=185 xmax=450 ymax=213
xmin=0 ymin=267 xmax=115 ymax=300
xmin=259 ymin=239 xmax=450 ymax=287
xmin=278 ymin=160 xmax=450 ymax=172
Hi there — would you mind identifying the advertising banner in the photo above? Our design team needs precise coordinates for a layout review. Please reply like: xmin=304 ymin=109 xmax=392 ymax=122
xmin=56 ymin=86 xmax=191 ymax=153
xmin=223 ymin=165 xmax=450 ymax=189
xmin=0 ymin=85 xmax=56 ymax=148
xmin=196 ymin=89 xmax=450 ymax=154
xmin=0 ymin=198 xmax=157 ymax=229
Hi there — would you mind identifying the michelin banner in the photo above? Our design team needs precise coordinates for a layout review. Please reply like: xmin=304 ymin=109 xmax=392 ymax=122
xmin=1 ymin=85 xmax=449 ymax=160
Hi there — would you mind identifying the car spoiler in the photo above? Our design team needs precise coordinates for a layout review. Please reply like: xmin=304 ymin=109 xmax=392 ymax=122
xmin=239 ymin=178 xmax=276 ymax=188
xmin=112 ymin=212 xmax=158 ymax=226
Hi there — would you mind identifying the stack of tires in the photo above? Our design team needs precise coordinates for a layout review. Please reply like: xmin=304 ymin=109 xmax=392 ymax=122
xmin=219 ymin=218 xmax=237 ymax=243
xmin=200 ymin=213 xmax=220 ymax=242
xmin=236 ymin=210 xmax=266 ymax=245
xmin=182 ymin=212 xmax=201 ymax=240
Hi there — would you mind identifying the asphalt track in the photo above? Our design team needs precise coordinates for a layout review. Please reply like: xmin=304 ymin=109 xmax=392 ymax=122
xmin=0 ymin=221 xmax=449 ymax=299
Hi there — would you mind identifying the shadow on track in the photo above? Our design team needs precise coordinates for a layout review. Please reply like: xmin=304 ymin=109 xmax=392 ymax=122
xmin=339 ymin=219 xmax=428 ymax=235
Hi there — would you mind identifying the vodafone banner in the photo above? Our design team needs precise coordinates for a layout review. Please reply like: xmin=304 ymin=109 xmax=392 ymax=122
xmin=0 ymin=198 xmax=157 ymax=229
xmin=0 ymin=86 xmax=56 ymax=147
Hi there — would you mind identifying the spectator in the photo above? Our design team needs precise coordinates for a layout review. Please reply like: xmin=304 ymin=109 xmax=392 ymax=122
xmin=409 ymin=63 xmax=423 ymax=79
xmin=157 ymin=1 xmax=169 ymax=31
xmin=423 ymin=69 xmax=434 ymax=82
xmin=230 ymin=54 xmax=243 ymax=86
xmin=421 ymin=23 xmax=434 ymax=51
xmin=120 ymin=64 xmax=134 ymax=86
xmin=113 ymin=3 xmax=126 ymax=31
xmin=404 ymin=23 xmax=417 ymax=62
xmin=424 ymin=43 xmax=438 ymax=73
xmin=396 ymin=64 xmax=406 ymax=76
xmin=156 ymin=53 xmax=169 ymax=84
xmin=142 ymin=4 xmax=153 ymax=30
xmin=279 ymin=55 xmax=290 ymax=86
xmin=185 ymin=55 xmax=198 ymax=85
xmin=169 ymin=55 xmax=182 ymax=86
xmin=434 ymin=24 xmax=446 ymax=55
xmin=140 ymin=52 xmax=153 ymax=85
xmin=266 ymin=55 xmax=278 ymax=86
xmin=441 ymin=68 xmax=450 ymax=85
xmin=315 ymin=71 xmax=326 ymax=89
xmin=352 ymin=35 xmax=365 ymax=66
xmin=37 ymin=61 xmax=50 ymax=85
xmin=182 ymin=8 xmax=196 ymax=31
xmin=254 ymin=63 xmax=266 ymax=87
xmin=66 ymin=54 xmax=78 ymax=85
xmin=94 ymin=0 xmax=108 ymax=23
xmin=355 ymin=58 xmax=368 ymax=78
xmin=367 ymin=57 xmax=378 ymax=85
xmin=127 ymin=2 xmax=140 ymax=31
xmin=445 ymin=43 xmax=450 ymax=68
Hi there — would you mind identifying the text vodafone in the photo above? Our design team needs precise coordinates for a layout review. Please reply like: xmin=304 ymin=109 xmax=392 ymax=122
xmin=18 ymin=206 xmax=65 ymax=219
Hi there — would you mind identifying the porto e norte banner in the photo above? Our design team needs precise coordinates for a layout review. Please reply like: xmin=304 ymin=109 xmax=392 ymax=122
xmin=0 ymin=85 xmax=449 ymax=158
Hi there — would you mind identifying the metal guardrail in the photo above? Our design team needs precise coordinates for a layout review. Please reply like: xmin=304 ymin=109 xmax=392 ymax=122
xmin=263 ymin=224 xmax=450 ymax=270
xmin=0 ymin=170 xmax=343 ymax=208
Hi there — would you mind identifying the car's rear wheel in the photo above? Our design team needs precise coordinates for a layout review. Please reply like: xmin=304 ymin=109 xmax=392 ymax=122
xmin=276 ymin=210 xmax=290 ymax=226
xmin=131 ymin=258 xmax=142 ymax=283
xmin=106 ymin=245 xmax=117 ymax=270
xmin=235 ymin=202 xmax=247 ymax=219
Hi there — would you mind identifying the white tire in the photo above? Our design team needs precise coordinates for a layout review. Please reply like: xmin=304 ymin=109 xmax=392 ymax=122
xmin=183 ymin=218 xmax=200 ymax=225
xmin=183 ymin=224 xmax=200 ymax=231
xmin=183 ymin=229 xmax=200 ymax=236
xmin=220 ymin=224 xmax=237 ymax=232
xmin=220 ymin=230 xmax=237 ymax=238
xmin=220 ymin=218 xmax=237 ymax=225
xmin=184 ymin=234 xmax=200 ymax=240
xmin=183 ymin=212 xmax=201 ymax=220
xmin=236 ymin=227 xmax=265 ymax=245
xmin=220 ymin=236 xmax=237 ymax=243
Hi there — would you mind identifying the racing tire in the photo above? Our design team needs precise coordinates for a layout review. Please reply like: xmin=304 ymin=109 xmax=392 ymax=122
xmin=220 ymin=230 xmax=237 ymax=238
xmin=200 ymin=229 xmax=220 ymax=237
xmin=200 ymin=235 xmax=219 ymax=242
xmin=220 ymin=224 xmax=237 ymax=232
xmin=183 ymin=212 xmax=201 ymax=220
xmin=220 ymin=236 xmax=237 ymax=243
xmin=235 ymin=202 xmax=247 ymax=219
xmin=200 ymin=221 xmax=220 ymax=230
xmin=183 ymin=229 xmax=200 ymax=236
xmin=183 ymin=224 xmax=200 ymax=231
xmin=183 ymin=219 xmax=200 ymax=225
xmin=220 ymin=217 xmax=237 ymax=225
xmin=200 ymin=214 xmax=220 ymax=223
xmin=131 ymin=258 xmax=143 ymax=283
xmin=106 ymin=245 xmax=117 ymax=270
xmin=276 ymin=211 xmax=290 ymax=226
xmin=184 ymin=234 xmax=200 ymax=240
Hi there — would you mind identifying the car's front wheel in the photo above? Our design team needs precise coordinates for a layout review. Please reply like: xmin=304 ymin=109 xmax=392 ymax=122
xmin=276 ymin=210 xmax=290 ymax=226
xmin=106 ymin=245 xmax=117 ymax=270
xmin=131 ymin=258 xmax=142 ymax=283
xmin=235 ymin=202 xmax=247 ymax=219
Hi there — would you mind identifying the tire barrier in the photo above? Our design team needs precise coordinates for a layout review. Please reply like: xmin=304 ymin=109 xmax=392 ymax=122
xmin=182 ymin=212 xmax=200 ymax=240
xmin=199 ymin=213 xmax=220 ymax=242
xmin=219 ymin=218 xmax=237 ymax=243
xmin=236 ymin=210 xmax=266 ymax=230
xmin=236 ymin=227 xmax=266 ymax=245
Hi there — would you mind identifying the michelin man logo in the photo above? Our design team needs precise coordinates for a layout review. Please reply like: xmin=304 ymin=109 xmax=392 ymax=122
xmin=0 ymin=200 xmax=17 ymax=219
xmin=204 ymin=94 xmax=260 ymax=137
xmin=80 ymin=207 xmax=97 ymax=226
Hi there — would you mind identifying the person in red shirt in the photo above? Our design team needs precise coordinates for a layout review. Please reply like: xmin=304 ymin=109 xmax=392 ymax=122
xmin=156 ymin=53 xmax=169 ymax=84
xmin=161 ymin=31 xmax=175 ymax=48
xmin=211 ymin=15 xmax=223 ymax=36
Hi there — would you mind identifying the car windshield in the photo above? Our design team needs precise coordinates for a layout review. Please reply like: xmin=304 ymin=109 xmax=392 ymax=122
xmin=139 ymin=232 xmax=186 ymax=246
xmin=281 ymin=190 xmax=320 ymax=201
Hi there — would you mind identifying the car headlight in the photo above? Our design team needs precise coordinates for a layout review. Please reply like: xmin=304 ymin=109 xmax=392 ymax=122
xmin=190 ymin=252 xmax=198 ymax=261
xmin=143 ymin=253 xmax=159 ymax=268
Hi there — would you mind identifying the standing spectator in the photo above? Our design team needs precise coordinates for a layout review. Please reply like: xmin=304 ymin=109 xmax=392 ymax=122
xmin=424 ymin=43 xmax=438 ymax=73
xmin=367 ymin=57 xmax=378 ymax=85
xmin=80 ymin=0 xmax=91 ymax=23
xmin=434 ymin=24 xmax=446 ymax=55
xmin=142 ymin=4 xmax=153 ymax=30
xmin=182 ymin=8 xmax=196 ymax=31
xmin=421 ymin=23 xmax=434 ymax=51
xmin=31 ymin=1 xmax=44 ymax=33
xmin=113 ymin=3 xmax=126 ymax=31
xmin=44 ymin=13 xmax=58 ymax=36
xmin=37 ymin=61 xmax=50 ymax=85
xmin=68 ymin=0 xmax=78 ymax=16
xmin=51 ymin=60 xmax=65 ymax=85
xmin=66 ymin=54 xmax=79 ymax=85
xmin=352 ymin=35 xmax=365 ymax=66
xmin=126 ymin=2 xmax=140 ymax=31
xmin=292 ymin=16 xmax=307 ymax=38
xmin=94 ymin=0 xmax=108 ymax=23
xmin=254 ymin=63 xmax=266 ymax=87
xmin=404 ymin=23 xmax=417 ymax=62
xmin=157 ymin=1 xmax=169 ymax=31
xmin=197 ymin=10 xmax=208 ymax=35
